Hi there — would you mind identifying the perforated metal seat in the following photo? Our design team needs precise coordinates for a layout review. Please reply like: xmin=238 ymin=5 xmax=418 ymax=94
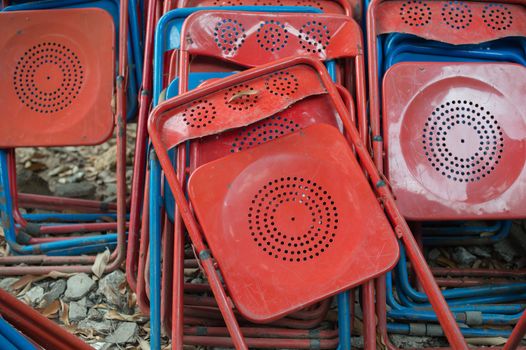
xmin=149 ymin=58 xmax=399 ymax=330
xmin=383 ymin=62 xmax=526 ymax=220
xmin=0 ymin=8 xmax=115 ymax=147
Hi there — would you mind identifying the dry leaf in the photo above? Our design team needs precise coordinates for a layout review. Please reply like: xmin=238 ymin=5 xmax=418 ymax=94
xmin=227 ymin=89 xmax=258 ymax=103
xmin=12 ymin=271 xmax=75 ymax=293
xmin=105 ymin=309 xmax=146 ymax=322
xmin=91 ymin=249 xmax=110 ymax=278
xmin=39 ymin=299 xmax=61 ymax=318
xmin=466 ymin=337 xmax=507 ymax=346
xmin=159 ymin=89 xmax=167 ymax=103
xmin=60 ymin=300 xmax=70 ymax=326
xmin=12 ymin=275 xmax=39 ymax=292
xmin=128 ymin=292 xmax=137 ymax=309
xmin=139 ymin=338 xmax=151 ymax=350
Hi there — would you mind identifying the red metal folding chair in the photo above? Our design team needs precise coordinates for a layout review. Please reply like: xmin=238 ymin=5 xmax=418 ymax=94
xmin=149 ymin=56 xmax=401 ymax=349
xmin=367 ymin=0 xmax=526 ymax=349
xmin=148 ymin=11 xmax=369 ymax=347
xmin=0 ymin=1 xmax=130 ymax=275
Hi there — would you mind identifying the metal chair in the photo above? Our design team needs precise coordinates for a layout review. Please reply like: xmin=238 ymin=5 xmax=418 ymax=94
xmin=148 ymin=55 xmax=402 ymax=350
xmin=367 ymin=0 xmax=526 ymax=348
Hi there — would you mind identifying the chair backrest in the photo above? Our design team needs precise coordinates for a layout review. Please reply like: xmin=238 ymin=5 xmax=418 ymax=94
xmin=180 ymin=11 xmax=362 ymax=67
xmin=367 ymin=0 xmax=526 ymax=171
xmin=382 ymin=61 xmax=526 ymax=220
xmin=0 ymin=8 xmax=115 ymax=147
xmin=178 ymin=10 xmax=368 ymax=139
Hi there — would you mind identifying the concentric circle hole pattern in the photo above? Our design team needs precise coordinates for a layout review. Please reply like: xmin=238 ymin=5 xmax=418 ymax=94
xmin=231 ymin=116 xmax=300 ymax=153
xmin=223 ymin=84 xmax=259 ymax=111
xmin=256 ymin=20 xmax=289 ymax=52
xmin=182 ymin=100 xmax=216 ymax=128
xmin=248 ymin=177 xmax=338 ymax=262
xmin=422 ymin=100 xmax=504 ymax=183
xmin=265 ymin=71 xmax=299 ymax=96
xmin=213 ymin=19 xmax=246 ymax=53
xmin=400 ymin=0 xmax=432 ymax=27
xmin=298 ymin=21 xmax=331 ymax=54
xmin=13 ymin=42 xmax=84 ymax=114
xmin=482 ymin=4 xmax=513 ymax=31
xmin=441 ymin=1 xmax=472 ymax=29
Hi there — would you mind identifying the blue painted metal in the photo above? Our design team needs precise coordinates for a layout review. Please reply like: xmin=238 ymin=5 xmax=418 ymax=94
xmin=0 ymin=332 xmax=18 ymax=350
xmin=22 ymin=213 xmax=118 ymax=222
xmin=149 ymin=151 xmax=162 ymax=350
xmin=0 ymin=317 xmax=37 ymax=350
xmin=1 ymin=151 xmax=118 ymax=255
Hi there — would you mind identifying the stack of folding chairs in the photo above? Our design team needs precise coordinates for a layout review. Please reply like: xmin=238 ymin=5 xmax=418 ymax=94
xmin=367 ymin=0 xmax=526 ymax=348
xmin=1 ymin=0 xmax=526 ymax=349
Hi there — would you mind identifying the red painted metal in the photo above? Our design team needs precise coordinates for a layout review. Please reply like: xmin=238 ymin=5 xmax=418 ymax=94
xmin=503 ymin=310 xmax=526 ymax=350
xmin=0 ymin=9 xmax=115 ymax=148
xmin=375 ymin=1 xmax=526 ymax=45
xmin=383 ymin=62 xmax=526 ymax=220
xmin=178 ymin=11 xmax=368 ymax=140
xmin=150 ymin=11 xmax=372 ymax=344
xmin=0 ymin=0 xmax=129 ymax=274
xmin=0 ymin=288 xmax=94 ymax=350
xmin=17 ymin=193 xmax=117 ymax=212
xmin=149 ymin=58 xmax=454 ymax=348
xmin=367 ymin=2 xmax=526 ymax=349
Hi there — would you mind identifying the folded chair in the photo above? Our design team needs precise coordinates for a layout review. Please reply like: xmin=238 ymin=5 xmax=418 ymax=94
xmin=367 ymin=0 xmax=526 ymax=348
xmin=148 ymin=10 xmax=370 ymax=349
xmin=149 ymin=55 xmax=469 ymax=349
xmin=0 ymin=1 xmax=139 ymax=250
xmin=0 ymin=0 xmax=130 ymax=274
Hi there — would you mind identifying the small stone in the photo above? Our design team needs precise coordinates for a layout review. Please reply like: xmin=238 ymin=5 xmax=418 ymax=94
xmin=494 ymin=239 xmax=520 ymax=263
xmin=97 ymin=270 xmax=126 ymax=308
xmin=69 ymin=298 xmax=88 ymax=322
xmin=94 ymin=146 xmax=117 ymax=171
xmin=16 ymin=169 xmax=51 ymax=195
xmin=390 ymin=334 xmax=447 ymax=348
xmin=40 ymin=279 xmax=66 ymax=308
xmin=451 ymin=247 xmax=477 ymax=266
xmin=24 ymin=286 xmax=45 ymax=307
xmin=87 ymin=308 xmax=104 ymax=321
xmin=427 ymin=248 xmax=441 ymax=260
xmin=467 ymin=246 xmax=492 ymax=259
xmin=77 ymin=319 xmax=113 ymax=334
xmin=0 ymin=278 xmax=18 ymax=292
xmin=54 ymin=182 xmax=96 ymax=199
xmin=105 ymin=322 xmax=137 ymax=344
xmin=64 ymin=273 xmax=96 ymax=301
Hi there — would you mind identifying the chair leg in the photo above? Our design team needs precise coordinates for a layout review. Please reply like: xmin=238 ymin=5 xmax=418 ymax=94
xmin=504 ymin=310 xmax=526 ymax=350
xmin=401 ymin=231 xmax=469 ymax=350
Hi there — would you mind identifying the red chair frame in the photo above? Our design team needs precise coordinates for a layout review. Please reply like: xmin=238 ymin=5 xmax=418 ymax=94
xmin=367 ymin=1 xmax=526 ymax=349
xmin=149 ymin=55 xmax=468 ymax=349
xmin=0 ymin=0 xmax=130 ymax=275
